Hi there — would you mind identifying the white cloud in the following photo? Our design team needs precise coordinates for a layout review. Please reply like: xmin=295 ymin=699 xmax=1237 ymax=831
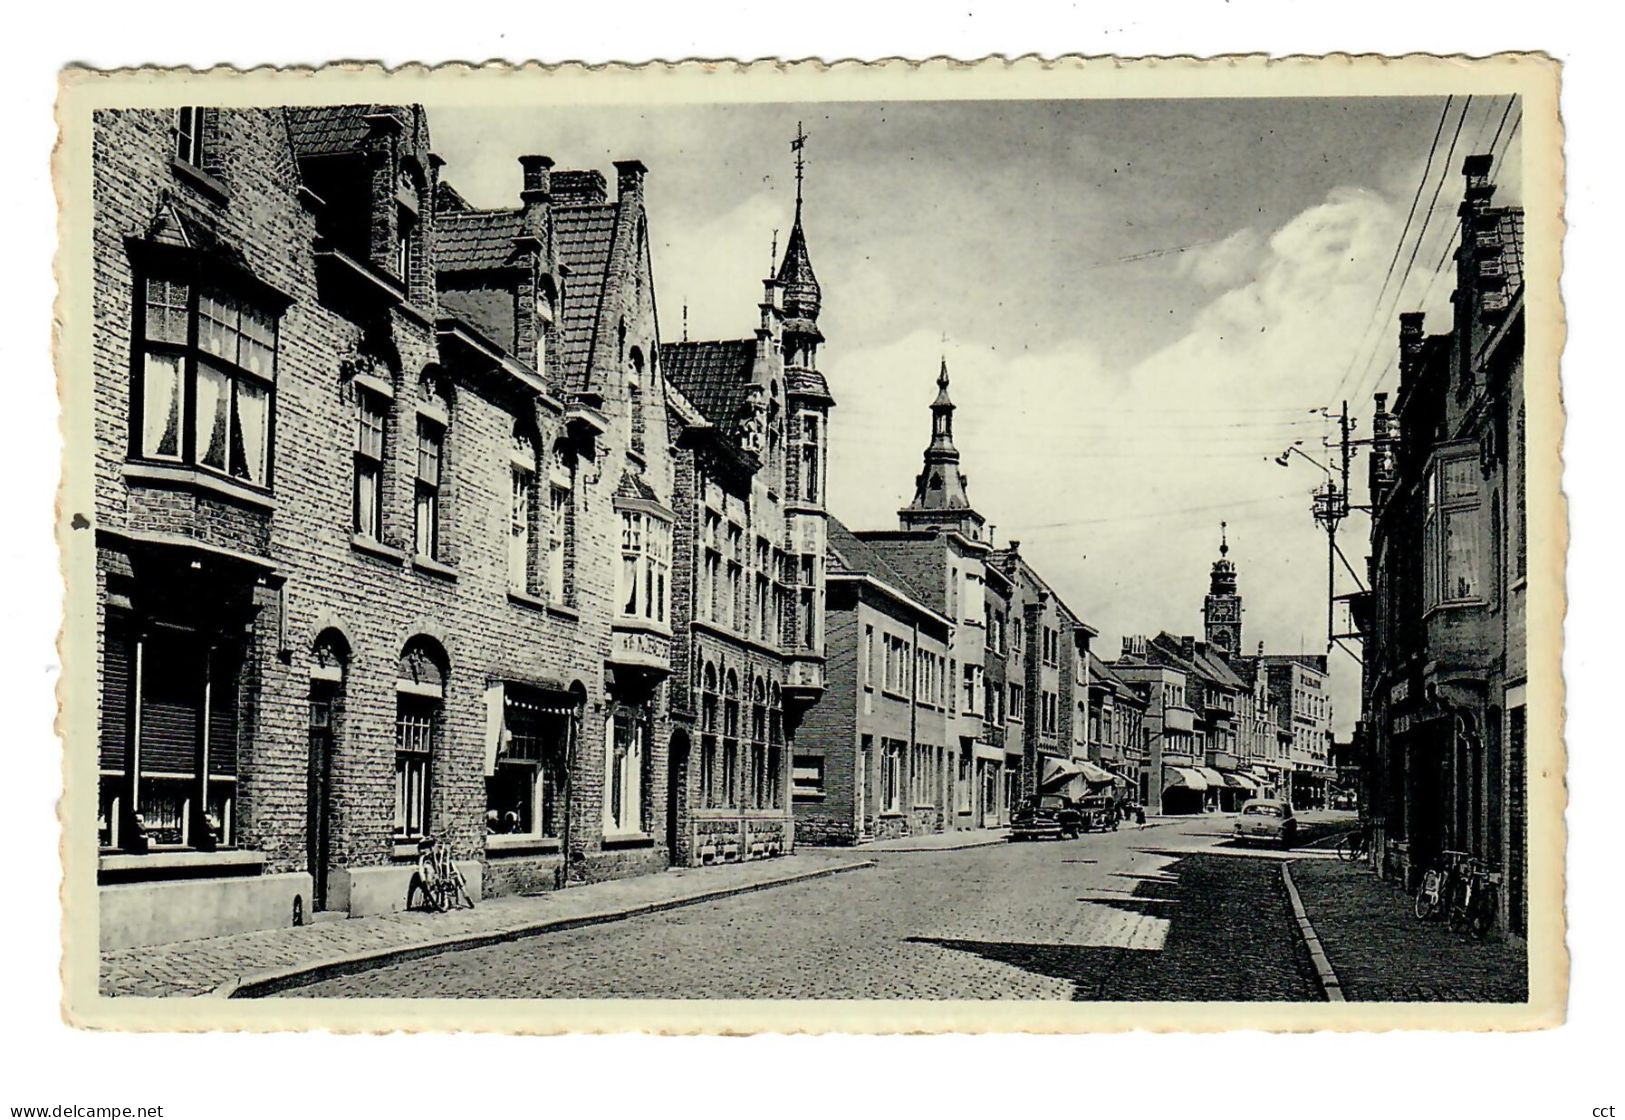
xmin=824 ymin=183 xmax=1425 ymax=735
xmin=1175 ymin=227 xmax=1266 ymax=289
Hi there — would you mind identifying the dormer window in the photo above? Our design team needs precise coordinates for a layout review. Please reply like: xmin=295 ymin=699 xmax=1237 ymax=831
xmin=394 ymin=169 xmax=419 ymax=287
xmin=174 ymin=108 xmax=208 ymax=167
xmin=534 ymin=294 xmax=553 ymax=377
xmin=395 ymin=205 xmax=417 ymax=286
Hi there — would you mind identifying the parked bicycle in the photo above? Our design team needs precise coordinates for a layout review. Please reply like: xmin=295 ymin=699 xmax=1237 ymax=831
xmin=410 ymin=834 xmax=475 ymax=913
xmin=1337 ymin=820 xmax=1376 ymax=863
xmin=1414 ymin=849 xmax=1470 ymax=921
xmin=1448 ymin=858 xmax=1500 ymax=940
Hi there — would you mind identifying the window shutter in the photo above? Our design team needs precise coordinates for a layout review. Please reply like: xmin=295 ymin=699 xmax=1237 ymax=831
xmin=208 ymin=644 xmax=240 ymax=777
xmin=141 ymin=635 xmax=202 ymax=775
xmin=100 ymin=614 xmax=131 ymax=773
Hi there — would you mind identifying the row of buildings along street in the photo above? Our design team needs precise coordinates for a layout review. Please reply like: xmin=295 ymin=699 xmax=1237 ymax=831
xmin=86 ymin=100 xmax=1520 ymax=969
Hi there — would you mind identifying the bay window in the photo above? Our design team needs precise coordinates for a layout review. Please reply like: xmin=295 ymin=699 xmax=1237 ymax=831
xmin=1423 ymin=449 xmax=1486 ymax=609
xmin=134 ymin=275 xmax=278 ymax=487
xmin=618 ymin=508 xmax=672 ymax=625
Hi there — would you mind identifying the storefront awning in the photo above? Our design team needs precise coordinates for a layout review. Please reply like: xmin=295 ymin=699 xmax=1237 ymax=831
xmin=1248 ymin=766 xmax=1275 ymax=783
xmin=1041 ymin=759 xmax=1083 ymax=787
xmin=1195 ymin=766 xmax=1226 ymax=787
xmin=1077 ymin=760 xmax=1117 ymax=785
xmin=1163 ymin=765 xmax=1208 ymax=792
xmin=1223 ymin=772 xmax=1259 ymax=792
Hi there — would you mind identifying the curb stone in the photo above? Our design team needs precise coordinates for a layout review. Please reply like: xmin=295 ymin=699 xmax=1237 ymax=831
xmin=1281 ymin=859 xmax=1345 ymax=1002
xmin=212 ymin=859 xmax=876 ymax=999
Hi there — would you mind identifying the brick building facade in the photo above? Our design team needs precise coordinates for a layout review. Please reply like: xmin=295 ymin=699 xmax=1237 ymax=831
xmin=92 ymin=105 xmax=692 ymax=948
xmin=659 ymin=192 xmax=833 ymax=865
xmin=793 ymin=519 xmax=951 ymax=843
xmin=1361 ymin=153 xmax=1528 ymax=938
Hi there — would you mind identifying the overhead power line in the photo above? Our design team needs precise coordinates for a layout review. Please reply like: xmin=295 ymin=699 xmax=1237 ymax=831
xmin=1346 ymin=94 xmax=1476 ymax=406
xmin=1324 ymin=96 xmax=1455 ymax=408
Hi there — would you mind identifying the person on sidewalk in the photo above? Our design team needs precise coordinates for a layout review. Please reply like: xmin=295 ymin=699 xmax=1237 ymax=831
xmin=1136 ymin=804 xmax=1147 ymax=828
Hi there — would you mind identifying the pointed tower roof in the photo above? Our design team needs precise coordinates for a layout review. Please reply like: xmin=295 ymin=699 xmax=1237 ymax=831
xmin=777 ymin=121 xmax=821 ymax=326
xmin=899 ymin=357 xmax=984 ymax=539
xmin=776 ymin=205 xmax=820 ymax=323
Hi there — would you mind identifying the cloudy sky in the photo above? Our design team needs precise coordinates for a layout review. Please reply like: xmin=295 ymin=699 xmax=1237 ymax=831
xmin=431 ymin=96 xmax=1523 ymax=734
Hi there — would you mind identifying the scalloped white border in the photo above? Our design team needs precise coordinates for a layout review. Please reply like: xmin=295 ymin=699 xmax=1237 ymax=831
xmin=54 ymin=53 xmax=1566 ymax=1034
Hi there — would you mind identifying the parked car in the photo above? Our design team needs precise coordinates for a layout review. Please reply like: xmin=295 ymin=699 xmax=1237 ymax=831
xmin=1010 ymin=794 xmax=1082 ymax=841
xmin=1233 ymin=799 xmax=1297 ymax=848
xmin=1075 ymin=795 xmax=1120 ymax=833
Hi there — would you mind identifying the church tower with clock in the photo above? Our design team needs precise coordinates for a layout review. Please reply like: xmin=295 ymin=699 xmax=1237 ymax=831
xmin=1204 ymin=521 xmax=1243 ymax=653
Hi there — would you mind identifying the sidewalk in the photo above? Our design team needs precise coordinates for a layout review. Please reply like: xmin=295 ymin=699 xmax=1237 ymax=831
xmin=100 ymin=852 xmax=871 ymax=999
xmin=853 ymin=828 xmax=1011 ymax=853
xmin=1289 ymin=858 xmax=1528 ymax=1002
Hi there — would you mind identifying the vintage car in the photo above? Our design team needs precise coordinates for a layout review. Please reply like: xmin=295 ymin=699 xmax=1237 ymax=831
xmin=1233 ymin=798 xmax=1298 ymax=848
xmin=1009 ymin=794 xmax=1083 ymax=841
xmin=1075 ymin=795 xmax=1121 ymax=832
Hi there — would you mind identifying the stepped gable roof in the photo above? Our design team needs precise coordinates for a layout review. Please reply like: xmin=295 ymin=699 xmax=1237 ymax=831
xmin=826 ymin=518 xmax=936 ymax=612
xmin=434 ymin=208 xmax=525 ymax=272
xmin=660 ymin=339 xmax=758 ymax=443
xmin=552 ymin=203 xmax=619 ymax=392
xmin=286 ymin=105 xmax=410 ymax=158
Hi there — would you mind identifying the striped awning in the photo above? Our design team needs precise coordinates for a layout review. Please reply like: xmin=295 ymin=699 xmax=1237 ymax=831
xmin=1223 ymin=771 xmax=1260 ymax=792
xmin=1195 ymin=766 xmax=1226 ymax=787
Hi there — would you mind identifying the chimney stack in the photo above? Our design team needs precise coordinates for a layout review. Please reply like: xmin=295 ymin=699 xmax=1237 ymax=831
xmin=519 ymin=155 xmax=554 ymax=206
xmin=1461 ymin=153 xmax=1495 ymax=214
xmin=552 ymin=170 xmax=607 ymax=206
xmin=614 ymin=159 xmax=647 ymax=205
xmin=1398 ymin=312 xmax=1426 ymax=392
xmin=1180 ymin=635 xmax=1196 ymax=662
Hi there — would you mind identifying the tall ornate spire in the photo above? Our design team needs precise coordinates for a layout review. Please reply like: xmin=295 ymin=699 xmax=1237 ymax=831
xmin=900 ymin=356 xmax=983 ymax=539
xmin=777 ymin=122 xmax=820 ymax=326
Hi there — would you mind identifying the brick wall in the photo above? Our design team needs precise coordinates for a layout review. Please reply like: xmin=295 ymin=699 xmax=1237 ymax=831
xmin=91 ymin=108 xmax=683 ymax=913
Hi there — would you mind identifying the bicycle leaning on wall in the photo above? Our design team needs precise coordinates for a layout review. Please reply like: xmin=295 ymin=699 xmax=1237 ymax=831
xmin=409 ymin=834 xmax=475 ymax=913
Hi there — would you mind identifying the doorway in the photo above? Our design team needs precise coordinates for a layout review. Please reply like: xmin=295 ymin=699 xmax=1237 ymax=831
xmin=307 ymin=681 xmax=337 ymax=913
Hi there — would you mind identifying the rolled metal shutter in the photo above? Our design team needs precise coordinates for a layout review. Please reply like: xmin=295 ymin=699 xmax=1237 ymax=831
xmin=99 ymin=613 xmax=131 ymax=773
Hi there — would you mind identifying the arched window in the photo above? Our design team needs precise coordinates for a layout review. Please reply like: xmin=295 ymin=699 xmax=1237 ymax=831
xmin=413 ymin=378 xmax=449 ymax=561
xmin=547 ymin=441 xmax=576 ymax=605
xmin=749 ymin=676 xmax=769 ymax=808
xmin=700 ymin=662 xmax=720 ymax=807
xmin=767 ymin=682 xmax=784 ymax=809
xmin=722 ymin=669 xmax=740 ymax=809
xmin=394 ymin=637 xmax=447 ymax=839
xmin=509 ymin=421 xmax=541 ymax=595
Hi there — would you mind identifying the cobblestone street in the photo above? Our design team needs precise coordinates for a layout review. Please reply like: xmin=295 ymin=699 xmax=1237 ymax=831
xmin=285 ymin=816 xmax=1318 ymax=1000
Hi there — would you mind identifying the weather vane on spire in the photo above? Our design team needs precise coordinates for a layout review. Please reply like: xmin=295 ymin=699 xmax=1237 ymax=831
xmin=1220 ymin=520 xmax=1229 ymax=557
xmin=791 ymin=121 xmax=808 ymax=207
